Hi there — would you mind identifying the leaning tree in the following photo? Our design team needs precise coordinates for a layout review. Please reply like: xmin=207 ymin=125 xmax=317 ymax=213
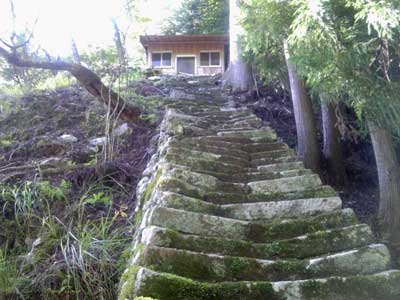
xmin=0 ymin=0 xmax=141 ymax=121
xmin=0 ymin=41 xmax=141 ymax=121
xmin=243 ymin=0 xmax=321 ymax=172
xmin=288 ymin=0 xmax=400 ymax=244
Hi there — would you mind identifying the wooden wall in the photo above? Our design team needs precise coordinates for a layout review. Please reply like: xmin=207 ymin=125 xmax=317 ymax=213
xmin=146 ymin=42 xmax=225 ymax=75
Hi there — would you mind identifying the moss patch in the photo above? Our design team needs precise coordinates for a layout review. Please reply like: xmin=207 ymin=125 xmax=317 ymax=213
xmin=137 ymin=271 xmax=282 ymax=300
xmin=119 ymin=265 xmax=140 ymax=300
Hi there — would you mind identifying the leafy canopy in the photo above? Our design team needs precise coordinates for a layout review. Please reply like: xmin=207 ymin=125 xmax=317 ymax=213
xmin=163 ymin=0 xmax=229 ymax=35
xmin=243 ymin=0 xmax=400 ymax=137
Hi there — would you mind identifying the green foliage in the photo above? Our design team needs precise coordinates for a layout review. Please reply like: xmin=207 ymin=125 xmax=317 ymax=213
xmin=0 ymin=249 xmax=29 ymax=299
xmin=163 ymin=0 xmax=229 ymax=35
xmin=242 ymin=0 xmax=295 ymax=84
xmin=0 ymin=176 xmax=131 ymax=300
xmin=243 ymin=0 xmax=400 ymax=138
xmin=38 ymin=179 xmax=70 ymax=202
xmin=83 ymin=191 xmax=112 ymax=206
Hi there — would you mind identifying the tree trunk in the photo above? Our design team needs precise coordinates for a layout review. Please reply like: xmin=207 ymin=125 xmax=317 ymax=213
xmin=283 ymin=41 xmax=321 ymax=172
xmin=223 ymin=0 xmax=253 ymax=91
xmin=321 ymin=100 xmax=347 ymax=186
xmin=112 ymin=18 xmax=127 ymax=67
xmin=368 ymin=121 xmax=400 ymax=245
xmin=70 ymin=38 xmax=81 ymax=64
xmin=0 ymin=46 xmax=141 ymax=121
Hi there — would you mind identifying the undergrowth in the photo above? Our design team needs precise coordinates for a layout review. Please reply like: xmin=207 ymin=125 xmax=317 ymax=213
xmin=0 ymin=176 xmax=133 ymax=300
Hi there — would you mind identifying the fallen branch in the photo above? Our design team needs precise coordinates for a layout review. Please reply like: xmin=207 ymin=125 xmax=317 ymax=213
xmin=0 ymin=46 xmax=141 ymax=121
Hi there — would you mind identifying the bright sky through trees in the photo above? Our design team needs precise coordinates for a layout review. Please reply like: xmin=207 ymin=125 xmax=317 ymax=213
xmin=0 ymin=0 xmax=182 ymax=56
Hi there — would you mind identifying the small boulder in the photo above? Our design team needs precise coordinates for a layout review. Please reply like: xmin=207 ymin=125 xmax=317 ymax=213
xmin=89 ymin=137 xmax=107 ymax=146
xmin=58 ymin=134 xmax=78 ymax=143
xmin=148 ymin=76 xmax=162 ymax=81
xmin=113 ymin=123 xmax=130 ymax=137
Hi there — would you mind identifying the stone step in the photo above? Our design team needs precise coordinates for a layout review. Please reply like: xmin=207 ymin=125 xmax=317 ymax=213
xmin=123 ymin=268 xmax=400 ymax=300
xmin=251 ymin=155 xmax=299 ymax=167
xmin=148 ymin=207 xmax=358 ymax=242
xmin=159 ymin=166 xmax=322 ymax=202
xmin=181 ymin=136 xmax=289 ymax=152
xmin=248 ymin=174 xmax=322 ymax=195
xmin=166 ymin=147 xmax=300 ymax=170
xmin=221 ymin=196 xmax=342 ymax=221
xmin=166 ymin=146 xmax=250 ymax=167
xmin=251 ymin=148 xmax=295 ymax=160
xmin=193 ymin=110 xmax=252 ymax=119
xmin=141 ymin=224 xmax=375 ymax=260
xmin=205 ymin=185 xmax=336 ymax=205
xmin=169 ymin=140 xmax=250 ymax=159
xmin=164 ymin=153 xmax=249 ymax=174
xmin=247 ymin=174 xmax=322 ymax=194
xmin=158 ymin=172 xmax=247 ymax=199
xmin=157 ymin=190 xmax=341 ymax=220
xmin=256 ymin=161 xmax=304 ymax=172
xmin=166 ymin=104 xmax=222 ymax=112
xmin=213 ymin=118 xmax=262 ymax=130
xmin=137 ymin=244 xmax=390 ymax=282
xmin=208 ymin=168 xmax=313 ymax=183
xmin=217 ymin=128 xmax=277 ymax=142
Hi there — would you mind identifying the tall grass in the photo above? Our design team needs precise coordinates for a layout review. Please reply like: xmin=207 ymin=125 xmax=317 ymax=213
xmin=0 ymin=178 xmax=131 ymax=300
xmin=0 ymin=249 xmax=29 ymax=300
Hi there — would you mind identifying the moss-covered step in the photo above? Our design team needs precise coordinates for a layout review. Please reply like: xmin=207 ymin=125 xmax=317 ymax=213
xmin=156 ymin=189 xmax=341 ymax=221
xmin=181 ymin=136 xmax=289 ymax=152
xmin=251 ymin=148 xmax=295 ymax=160
xmin=256 ymin=161 xmax=305 ymax=172
xmin=155 ymin=191 xmax=341 ymax=221
xmin=163 ymin=153 xmax=249 ymax=174
xmin=137 ymin=244 xmax=391 ymax=282
xmin=147 ymin=207 xmax=358 ymax=242
xmin=248 ymin=174 xmax=322 ymax=195
xmin=140 ymin=224 xmax=375 ymax=260
xmin=205 ymin=185 xmax=336 ymax=205
xmin=221 ymin=197 xmax=342 ymax=221
xmin=212 ymin=118 xmax=262 ymax=130
xmin=121 ymin=267 xmax=400 ymax=300
xmin=200 ymin=168 xmax=313 ymax=184
xmin=168 ymin=140 xmax=250 ymax=159
xmin=192 ymin=110 xmax=251 ymax=119
xmin=217 ymin=128 xmax=277 ymax=142
xmin=157 ymin=168 xmax=247 ymax=196
xmin=165 ymin=104 xmax=222 ymax=113
xmin=251 ymin=155 xmax=299 ymax=168
xmin=271 ymin=269 xmax=400 ymax=300
xmin=165 ymin=146 xmax=250 ymax=167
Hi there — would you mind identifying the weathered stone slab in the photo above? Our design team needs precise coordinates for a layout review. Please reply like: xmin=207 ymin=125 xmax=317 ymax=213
xmin=205 ymin=185 xmax=337 ymax=205
xmin=140 ymin=224 xmax=375 ymax=260
xmin=147 ymin=206 xmax=358 ymax=242
xmin=124 ymin=267 xmax=400 ymax=300
xmin=217 ymin=128 xmax=277 ymax=142
xmin=221 ymin=197 xmax=342 ymax=221
xmin=248 ymin=174 xmax=322 ymax=195
xmin=137 ymin=244 xmax=390 ymax=282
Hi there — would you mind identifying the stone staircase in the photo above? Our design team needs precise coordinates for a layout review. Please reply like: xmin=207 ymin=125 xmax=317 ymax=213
xmin=119 ymin=77 xmax=400 ymax=300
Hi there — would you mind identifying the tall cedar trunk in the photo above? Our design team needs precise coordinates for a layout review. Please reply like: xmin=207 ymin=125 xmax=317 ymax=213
xmin=368 ymin=121 xmax=400 ymax=245
xmin=112 ymin=19 xmax=127 ymax=67
xmin=0 ymin=46 xmax=141 ymax=121
xmin=283 ymin=42 xmax=321 ymax=172
xmin=321 ymin=101 xmax=347 ymax=186
xmin=223 ymin=0 xmax=253 ymax=91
